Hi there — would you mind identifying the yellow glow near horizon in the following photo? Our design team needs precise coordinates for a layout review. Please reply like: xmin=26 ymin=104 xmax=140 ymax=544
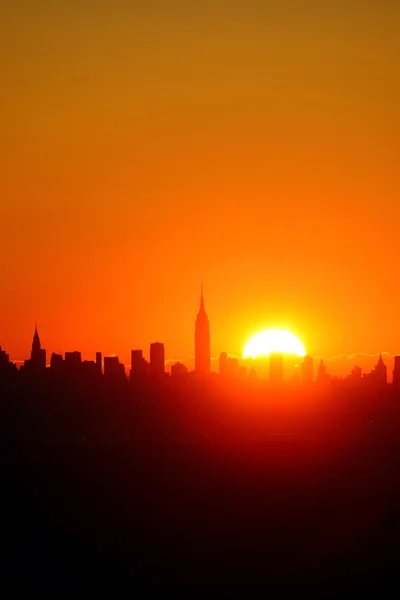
xmin=243 ymin=329 xmax=306 ymax=359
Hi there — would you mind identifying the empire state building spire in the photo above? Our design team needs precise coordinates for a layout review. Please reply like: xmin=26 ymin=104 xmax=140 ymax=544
xmin=195 ymin=285 xmax=210 ymax=375
xmin=200 ymin=282 xmax=205 ymax=312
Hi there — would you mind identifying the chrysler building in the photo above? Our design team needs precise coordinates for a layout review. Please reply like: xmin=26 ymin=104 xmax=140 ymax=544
xmin=195 ymin=286 xmax=210 ymax=375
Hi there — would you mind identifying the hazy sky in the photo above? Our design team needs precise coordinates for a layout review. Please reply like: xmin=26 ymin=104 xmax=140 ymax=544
xmin=1 ymin=1 xmax=399 ymax=373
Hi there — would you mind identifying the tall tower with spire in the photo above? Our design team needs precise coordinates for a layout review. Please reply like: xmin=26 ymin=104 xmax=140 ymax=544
xmin=371 ymin=354 xmax=387 ymax=386
xmin=195 ymin=285 xmax=210 ymax=375
xmin=32 ymin=322 xmax=41 ymax=356
xmin=30 ymin=323 xmax=46 ymax=370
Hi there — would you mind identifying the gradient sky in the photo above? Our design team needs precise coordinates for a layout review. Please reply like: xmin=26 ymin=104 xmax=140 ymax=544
xmin=1 ymin=1 xmax=399 ymax=375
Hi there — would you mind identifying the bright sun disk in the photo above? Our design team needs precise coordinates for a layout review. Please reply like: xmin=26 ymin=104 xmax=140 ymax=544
xmin=243 ymin=329 xmax=306 ymax=359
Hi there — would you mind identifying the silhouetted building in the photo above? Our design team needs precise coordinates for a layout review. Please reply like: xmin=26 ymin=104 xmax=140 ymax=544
xmin=82 ymin=360 xmax=98 ymax=376
xmin=150 ymin=343 xmax=165 ymax=376
xmin=50 ymin=353 xmax=64 ymax=370
xmin=104 ymin=356 xmax=125 ymax=380
xmin=364 ymin=354 xmax=387 ymax=386
xmin=25 ymin=324 xmax=46 ymax=370
xmin=171 ymin=362 xmax=188 ymax=376
xmin=96 ymin=352 xmax=102 ymax=374
xmin=375 ymin=354 xmax=387 ymax=385
xmin=348 ymin=365 xmax=362 ymax=382
xmin=0 ymin=345 xmax=10 ymax=367
xmin=317 ymin=359 xmax=329 ymax=384
xmin=65 ymin=351 xmax=82 ymax=368
xmin=130 ymin=349 xmax=148 ymax=378
xmin=393 ymin=356 xmax=400 ymax=387
xmin=195 ymin=286 xmax=210 ymax=375
xmin=0 ymin=346 xmax=16 ymax=376
xmin=269 ymin=352 xmax=283 ymax=384
xmin=301 ymin=355 xmax=314 ymax=384
xmin=0 ymin=345 xmax=16 ymax=375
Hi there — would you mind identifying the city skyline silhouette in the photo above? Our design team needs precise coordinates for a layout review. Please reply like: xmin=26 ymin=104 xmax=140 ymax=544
xmin=1 ymin=285 xmax=399 ymax=385
xmin=2 ymin=287 xmax=399 ymax=379
xmin=2 ymin=292 xmax=400 ymax=595
xmin=2 ymin=1 xmax=400 ymax=595
xmin=1 ymin=3 xmax=400 ymax=377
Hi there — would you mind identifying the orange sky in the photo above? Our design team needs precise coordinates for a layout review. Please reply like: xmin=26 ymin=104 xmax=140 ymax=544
xmin=1 ymin=1 xmax=399 ymax=376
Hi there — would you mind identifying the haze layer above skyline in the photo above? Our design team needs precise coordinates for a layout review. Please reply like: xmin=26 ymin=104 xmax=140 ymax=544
xmin=1 ymin=1 xmax=399 ymax=374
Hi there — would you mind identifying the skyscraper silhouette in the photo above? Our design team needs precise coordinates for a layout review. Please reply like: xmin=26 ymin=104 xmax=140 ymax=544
xmin=365 ymin=354 xmax=387 ymax=386
xmin=195 ymin=285 xmax=210 ymax=375
xmin=65 ymin=351 xmax=82 ymax=368
xmin=301 ymin=355 xmax=314 ymax=384
xmin=0 ymin=346 xmax=11 ymax=368
xmin=317 ymin=359 xmax=329 ymax=384
xmin=348 ymin=365 xmax=362 ymax=383
xmin=29 ymin=323 xmax=46 ymax=370
xmin=376 ymin=354 xmax=388 ymax=385
xmin=150 ymin=342 xmax=165 ymax=376
xmin=393 ymin=356 xmax=400 ymax=387
xmin=96 ymin=352 xmax=102 ymax=374
xmin=130 ymin=349 xmax=148 ymax=378
xmin=0 ymin=345 xmax=16 ymax=375
xmin=104 ymin=355 xmax=125 ymax=380
xmin=50 ymin=353 xmax=63 ymax=371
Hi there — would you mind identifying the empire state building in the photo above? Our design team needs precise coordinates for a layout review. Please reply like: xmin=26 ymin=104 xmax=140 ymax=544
xmin=195 ymin=286 xmax=210 ymax=375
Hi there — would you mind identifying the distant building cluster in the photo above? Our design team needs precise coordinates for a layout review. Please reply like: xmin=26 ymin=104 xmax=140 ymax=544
xmin=0 ymin=345 xmax=17 ymax=375
xmin=0 ymin=290 xmax=399 ymax=388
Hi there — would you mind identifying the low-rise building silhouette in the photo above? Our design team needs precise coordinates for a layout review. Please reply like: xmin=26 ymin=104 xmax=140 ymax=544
xmin=104 ymin=356 xmax=125 ymax=380
xmin=347 ymin=365 xmax=362 ymax=383
xmin=171 ymin=362 xmax=188 ymax=376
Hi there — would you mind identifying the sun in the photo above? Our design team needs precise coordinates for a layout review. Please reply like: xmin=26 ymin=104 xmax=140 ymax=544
xmin=243 ymin=329 xmax=306 ymax=359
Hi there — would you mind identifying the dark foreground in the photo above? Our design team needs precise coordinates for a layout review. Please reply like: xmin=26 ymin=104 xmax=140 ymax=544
xmin=2 ymin=435 xmax=400 ymax=596
xmin=1 ymin=376 xmax=400 ymax=595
